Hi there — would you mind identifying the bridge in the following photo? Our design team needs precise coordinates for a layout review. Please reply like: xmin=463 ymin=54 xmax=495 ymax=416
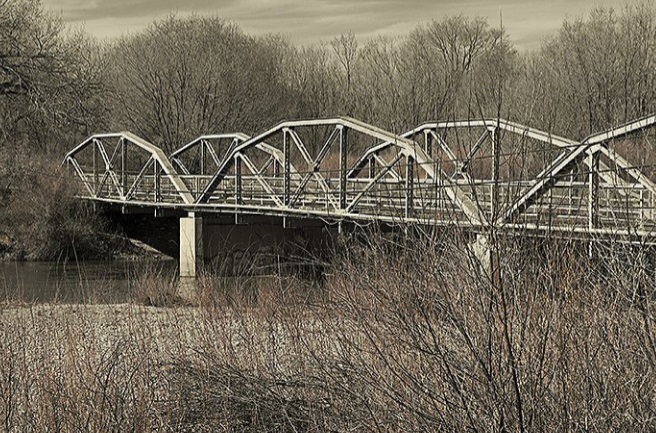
xmin=63 ymin=114 xmax=656 ymax=278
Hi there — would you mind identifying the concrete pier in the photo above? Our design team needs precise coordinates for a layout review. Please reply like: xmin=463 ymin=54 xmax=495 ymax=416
xmin=470 ymin=234 xmax=492 ymax=276
xmin=179 ymin=213 xmax=203 ymax=278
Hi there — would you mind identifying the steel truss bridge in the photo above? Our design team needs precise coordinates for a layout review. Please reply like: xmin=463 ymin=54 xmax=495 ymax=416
xmin=64 ymin=114 xmax=656 ymax=244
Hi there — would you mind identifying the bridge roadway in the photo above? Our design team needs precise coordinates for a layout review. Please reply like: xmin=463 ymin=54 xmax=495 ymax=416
xmin=63 ymin=115 xmax=656 ymax=277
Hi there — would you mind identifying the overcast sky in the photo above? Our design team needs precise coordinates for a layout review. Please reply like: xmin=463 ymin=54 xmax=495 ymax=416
xmin=42 ymin=0 xmax=628 ymax=50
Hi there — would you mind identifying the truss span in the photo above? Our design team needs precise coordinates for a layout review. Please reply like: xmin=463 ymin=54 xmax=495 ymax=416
xmin=63 ymin=132 xmax=194 ymax=205
xmin=63 ymin=115 xmax=656 ymax=242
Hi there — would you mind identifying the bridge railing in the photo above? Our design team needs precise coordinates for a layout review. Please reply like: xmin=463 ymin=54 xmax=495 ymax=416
xmin=510 ymin=182 xmax=655 ymax=231
xmin=77 ymin=172 xmax=190 ymax=204
xmin=72 ymin=168 xmax=656 ymax=232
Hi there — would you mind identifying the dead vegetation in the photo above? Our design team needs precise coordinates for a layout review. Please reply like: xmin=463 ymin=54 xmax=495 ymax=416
xmin=1 ymin=230 xmax=655 ymax=432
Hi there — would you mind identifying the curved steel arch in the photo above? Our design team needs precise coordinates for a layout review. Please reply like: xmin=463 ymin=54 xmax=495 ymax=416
xmin=63 ymin=131 xmax=194 ymax=205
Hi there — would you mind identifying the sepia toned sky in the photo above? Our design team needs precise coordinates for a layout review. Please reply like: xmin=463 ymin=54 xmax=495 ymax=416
xmin=42 ymin=0 xmax=627 ymax=49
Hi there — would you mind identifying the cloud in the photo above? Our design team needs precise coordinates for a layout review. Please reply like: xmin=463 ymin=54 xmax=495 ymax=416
xmin=43 ymin=0 xmax=238 ymax=20
xmin=42 ymin=0 xmax=623 ymax=48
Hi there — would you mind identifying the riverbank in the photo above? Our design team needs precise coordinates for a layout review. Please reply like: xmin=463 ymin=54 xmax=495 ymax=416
xmin=0 ymin=232 xmax=172 ymax=262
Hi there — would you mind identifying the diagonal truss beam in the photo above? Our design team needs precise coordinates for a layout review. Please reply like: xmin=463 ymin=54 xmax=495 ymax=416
xmin=95 ymin=138 xmax=124 ymax=198
xmin=67 ymin=157 xmax=96 ymax=197
xmin=600 ymin=147 xmax=656 ymax=194
xmin=498 ymin=142 xmax=596 ymax=223
xmin=286 ymin=128 xmax=340 ymax=210
xmin=372 ymin=154 xmax=402 ymax=181
xmin=459 ymin=130 xmax=490 ymax=174
xmin=347 ymin=153 xmax=405 ymax=212
xmin=170 ymin=133 xmax=300 ymax=180
xmin=125 ymin=156 xmax=155 ymax=200
xmin=238 ymin=153 xmax=285 ymax=207
xmin=347 ymin=125 xmax=462 ymax=180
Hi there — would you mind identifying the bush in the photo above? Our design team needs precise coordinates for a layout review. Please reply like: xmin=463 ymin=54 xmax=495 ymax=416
xmin=0 ymin=149 xmax=115 ymax=260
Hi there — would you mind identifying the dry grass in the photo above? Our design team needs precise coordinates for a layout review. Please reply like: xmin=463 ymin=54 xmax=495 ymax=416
xmin=1 ymin=230 xmax=656 ymax=431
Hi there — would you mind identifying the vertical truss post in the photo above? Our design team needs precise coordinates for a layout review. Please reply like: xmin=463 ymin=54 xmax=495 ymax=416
xmin=273 ymin=160 xmax=280 ymax=178
xmin=588 ymin=150 xmax=600 ymax=230
xmin=405 ymin=155 xmax=415 ymax=219
xmin=200 ymin=141 xmax=206 ymax=176
xmin=92 ymin=141 xmax=98 ymax=191
xmin=368 ymin=155 xmax=376 ymax=178
xmin=435 ymin=170 xmax=442 ymax=212
xmin=424 ymin=129 xmax=433 ymax=156
xmin=339 ymin=126 xmax=348 ymax=210
xmin=235 ymin=153 xmax=243 ymax=224
xmin=154 ymin=162 xmax=161 ymax=203
xmin=284 ymin=128 xmax=291 ymax=206
xmin=120 ymin=138 xmax=127 ymax=197
xmin=235 ymin=153 xmax=243 ymax=205
xmin=491 ymin=125 xmax=500 ymax=220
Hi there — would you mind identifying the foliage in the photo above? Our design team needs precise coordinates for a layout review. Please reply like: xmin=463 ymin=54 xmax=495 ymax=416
xmin=2 ymin=233 xmax=656 ymax=431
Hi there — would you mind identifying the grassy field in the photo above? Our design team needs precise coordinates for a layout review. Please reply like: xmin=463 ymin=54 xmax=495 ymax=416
xmin=1 ymin=230 xmax=655 ymax=432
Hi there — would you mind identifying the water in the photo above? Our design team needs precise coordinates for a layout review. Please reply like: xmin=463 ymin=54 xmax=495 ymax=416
xmin=0 ymin=260 xmax=177 ymax=304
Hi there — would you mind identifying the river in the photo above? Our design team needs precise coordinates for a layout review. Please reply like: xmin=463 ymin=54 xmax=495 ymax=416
xmin=0 ymin=260 xmax=176 ymax=304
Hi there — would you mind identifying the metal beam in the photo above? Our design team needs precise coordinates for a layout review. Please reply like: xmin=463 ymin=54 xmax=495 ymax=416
xmin=588 ymin=151 xmax=599 ymax=230
xmin=499 ymin=143 xmax=599 ymax=224
xmin=340 ymin=126 xmax=348 ymax=210
xmin=239 ymin=154 xmax=285 ymax=207
xmin=347 ymin=153 xmax=405 ymax=212
xmin=405 ymin=155 xmax=414 ymax=218
xmin=600 ymin=147 xmax=656 ymax=195
xmin=125 ymin=156 xmax=155 ymax=200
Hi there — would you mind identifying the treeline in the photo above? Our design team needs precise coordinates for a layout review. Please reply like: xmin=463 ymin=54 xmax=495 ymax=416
xmin=2 ymin=0 xmax=656 ymax=154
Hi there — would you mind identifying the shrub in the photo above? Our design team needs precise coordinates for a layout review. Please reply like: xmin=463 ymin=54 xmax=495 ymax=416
xmin=0 ymin=149 xmax=115 ymax=260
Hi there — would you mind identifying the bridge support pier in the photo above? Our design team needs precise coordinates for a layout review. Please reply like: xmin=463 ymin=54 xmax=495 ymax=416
xmin=470 ymin=234 xmax=492 ymax=277
xmin=180 ymin=213 xmax=204 ymax=278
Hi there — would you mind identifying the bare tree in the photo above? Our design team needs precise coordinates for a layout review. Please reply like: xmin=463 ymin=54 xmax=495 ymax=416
xmin=107 ymin=16 xmax=292 ymax=153
xmin=331 ymin=32 xmax=359 ymax=116
xmin=0 ymin=0 xmax=106 ymax=148
xmin=520 ymin=3 xmax=656 ymax=138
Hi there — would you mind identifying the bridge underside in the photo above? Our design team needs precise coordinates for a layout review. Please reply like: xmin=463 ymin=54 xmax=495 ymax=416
xmin=64 ymin=115 xmax=656 ymax=276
